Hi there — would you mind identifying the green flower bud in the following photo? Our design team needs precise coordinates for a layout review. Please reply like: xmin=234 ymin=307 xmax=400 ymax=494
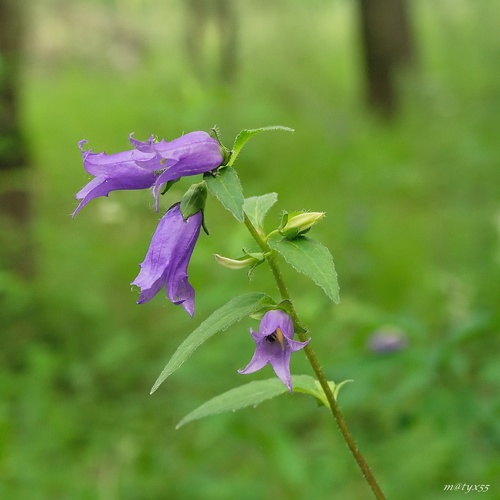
xmin=280 ymin=211 xmax=325 ymax=239
xmin=180 ymin=181 xmax=208 ymax=220
xmin=214 ymin=253 xmax=263 ymax=270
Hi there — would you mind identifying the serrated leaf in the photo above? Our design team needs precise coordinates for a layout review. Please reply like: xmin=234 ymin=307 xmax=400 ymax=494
xmin=227 ymin=126 xmax=294 ymax=167
xmin=204 ymin=167 xmax=244 ymax=222
xmin=177 ymin=375 xmax=319 ymax=428
xmin=176 ymin=375 xmax=352 ymax=428
xmin=151 ymin=293 xmax=275 ymax=394
xmin=243 ymin=192 xmax=278 ymax=231
xmin=269 ymin=237 xmax=340 ymax=303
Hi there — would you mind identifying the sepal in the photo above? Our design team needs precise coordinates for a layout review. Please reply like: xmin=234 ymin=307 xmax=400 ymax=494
xmin=180 ymin=181 xmax=207 ymax=220
xmin=210 ymin=126 xmax=231 ymax=166
xmin=160 ymin=178 xmax=180 ymax=196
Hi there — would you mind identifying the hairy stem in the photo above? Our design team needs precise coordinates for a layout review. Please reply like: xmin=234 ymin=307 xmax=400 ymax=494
xmin=244 ymin=213 xmax=385 ymax=500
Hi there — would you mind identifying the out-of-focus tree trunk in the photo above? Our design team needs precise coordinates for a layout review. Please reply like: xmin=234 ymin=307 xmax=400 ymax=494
xmin=184 ymin=0 xmax=209 ymax=81
xmin=0 ymin=0 xmax=33 ymax=278
xmin=358 ymin=0 xmax=415 ymax=117
xmin=215 ymin=0 xmax=238 ymax=85
xmin=184 ymin=0 xmax=239 ymax=85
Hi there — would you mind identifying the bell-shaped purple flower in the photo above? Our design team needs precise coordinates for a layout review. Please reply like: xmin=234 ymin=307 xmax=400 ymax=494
xmin=238 ymin=310 xmax=310 ymax=392
xmin=131 ymin=203 xmax=202 ymax=316
xmin=73 ymin=131 xmax=223 ymax=216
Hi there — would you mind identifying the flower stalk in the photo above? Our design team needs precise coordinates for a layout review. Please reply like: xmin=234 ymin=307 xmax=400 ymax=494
xmin=243 ymin=213 xmax=386 ymax=500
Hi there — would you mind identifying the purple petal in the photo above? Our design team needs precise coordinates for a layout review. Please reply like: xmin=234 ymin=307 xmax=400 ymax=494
xmin=150 ymin=135 xmax=223 ymax=204
xmin=269 ymin=349 xmax=294 ymax=392
xmin=128 ymin=134 xmax=155 ymax=152
xmin=81 ymin=147 xmax=157 ymax=182
xmin=259 ymin=310 xmax=294 ymax=339
xmin=164 ymin=211 xmax=202 ymax=315
xmin=168 ymin=277 xmax=195 ymax=317
xmin=72 ymin=173 xmax=156 ymax=218
xmin=131 ymin=204 xmax=201 ymax=315
xmin=238 ymin=340 xmax=272 ymax=375
xmin=154 ymin=131 xmax=222 ymax=162
xmin=73 ymin=141 xmax=158 ymax=216
xmin=288 ymin=337 xmax=311 ymax=352
xmin=72 ymin=178 xmax=108 ymax=217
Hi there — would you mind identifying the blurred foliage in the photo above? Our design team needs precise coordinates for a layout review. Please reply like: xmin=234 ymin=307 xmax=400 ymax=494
xmin=1 ymin=0 xmax=499 ymax=498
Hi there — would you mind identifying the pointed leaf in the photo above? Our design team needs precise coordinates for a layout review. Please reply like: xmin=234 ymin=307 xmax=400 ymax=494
xmin=177 ymin=375 xmax=318 ymax=428
xmin=177 ymin=376 xmax=353 ymax=428
xmin=243 ymin=192 xmax=278 ymax=231
xmin=227 ymin=126 xmax=294 ymax=166
xmin=204 ymin=167 xmax=244 ymax=222
xmin=333 ymin=379 xmax=353 ymax=400
xmin=151 ymin=293 xmax=275 ymax=394
xmin=269 ymin=237 xmax=340 ymax=303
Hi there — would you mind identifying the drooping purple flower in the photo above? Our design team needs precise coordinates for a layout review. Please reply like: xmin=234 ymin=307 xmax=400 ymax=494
xmin=131 ymin=203 xmax=202 ymax=316
xmin=73 ymin=131 xmax=222 ymax=216
xmin=238 ymin=310 xmax=310 ymax=392
xmin=130 ymin=131 xmax=223 ymax=204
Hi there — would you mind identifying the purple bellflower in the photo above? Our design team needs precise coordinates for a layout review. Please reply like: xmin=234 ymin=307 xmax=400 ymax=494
xmin=238 ymin=309 xmax=310 ymax=392
xmin=73 ymin=131 xmax=222 ymax=216
xmin=131 ymin=203 xmax=202 ymax=316
xmin=367 ymin=327 xmax=408 ymax=354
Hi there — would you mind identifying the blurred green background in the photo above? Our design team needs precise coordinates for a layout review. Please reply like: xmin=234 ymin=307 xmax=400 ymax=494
xmin=1 ymin=0 xmax=499 ymax=498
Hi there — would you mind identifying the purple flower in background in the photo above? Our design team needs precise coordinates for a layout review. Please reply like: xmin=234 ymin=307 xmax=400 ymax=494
xmin=130 ymin=131 xmax=223 ymax=205
xmin=367 ymin=327 xmax=408 ymax=354
xmin=131 ymin=203 xmax=202 ymax=316
xmin=73 ymin=131 xmax=222 ymax=216
xmin=238 ymin=310 xmax=310 ymax=392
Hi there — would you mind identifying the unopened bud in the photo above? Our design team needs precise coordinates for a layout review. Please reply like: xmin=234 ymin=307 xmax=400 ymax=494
xmin=214 ymin=253 xmax=264 ymax=270
xmin=180 ymin=181 xmax=207 ymax=220
xmin=280 ymin=211 xmax=325 ymax=239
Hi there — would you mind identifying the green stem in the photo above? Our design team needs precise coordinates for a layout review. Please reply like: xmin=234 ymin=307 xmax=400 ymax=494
xmin=244 ymin=214 xmax=385 ymax=500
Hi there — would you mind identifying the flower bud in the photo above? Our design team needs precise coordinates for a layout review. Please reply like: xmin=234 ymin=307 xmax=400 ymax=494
xmin=280 ymin=211 xmax=325 ymax=239
xmin=180 ymin=181 xmax=207 ymax=220
xmin=214 ymin=253 xmax=263 ymax=270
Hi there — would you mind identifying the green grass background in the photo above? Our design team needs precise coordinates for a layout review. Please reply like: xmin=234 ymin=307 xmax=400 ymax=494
xmin=1 ymin=0 xmax=499 ymax=498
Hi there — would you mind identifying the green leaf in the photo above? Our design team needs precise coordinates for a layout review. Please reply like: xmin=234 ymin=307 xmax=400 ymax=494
xmin=298 ymin=379 xmax=353 ymax=407
xmin=150 ymin=293 xmax=275 ymax=394
xmin=176 ymin=375 xmax=352 ymax=427
xmin=204 ymin=167 xmax=244 ymax=222
xmin=269 ymin=237 xmax=340 ymax=303
xmin=243 ymin=192 xmax=278 ymax=231
xmin=227 ymin=126 xmax=294 ymax=167
xmin=177 ymin=375 xmax=315 ymax=428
